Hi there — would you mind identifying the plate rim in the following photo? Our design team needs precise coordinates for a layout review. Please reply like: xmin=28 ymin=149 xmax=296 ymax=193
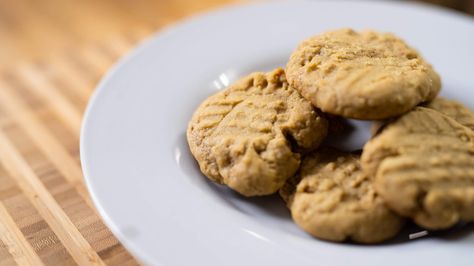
xmin=80 ymin=0 xmax=474 ymax=264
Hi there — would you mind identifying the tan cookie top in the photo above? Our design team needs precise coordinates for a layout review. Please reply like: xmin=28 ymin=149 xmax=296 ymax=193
xmin=369 ymin=96 xmax=473 ymax=134
xmin=288 ymin=147 xmax=403 ymax=243
xmin=286 ymin=28 xmax=441 ymax=119
xmin=187 ymin=68 xmax=328 ymax=196
xmin=362 ymin=105 xmax=474 ymax=229
xmin=425 ymin=97 xmax=474 ymax=130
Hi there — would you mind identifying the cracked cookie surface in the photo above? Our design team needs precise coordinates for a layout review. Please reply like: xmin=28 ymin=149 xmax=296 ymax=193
xmin=187 ymin=68 xmax=328 ymax=196
xmin=362 ymin=105 xmax=474 ymax=229
xmin=286 ymin=28 xmax=441 ymax=119
xmin=286 ymin=147 xmax=403 ymax=243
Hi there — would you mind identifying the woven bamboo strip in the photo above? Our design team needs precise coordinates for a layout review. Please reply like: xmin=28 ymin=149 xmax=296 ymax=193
xmin=0 ymin=201 xmax=45 ymax=265
xmin=0 ymin=131 xmax=105 ymax=265
xmin=16 ymin=65 xmax=83 ymax=136
xmin=48 ymin=56 xmax=95 ymax=101
xmin=0 ymin=81 xmax=94 ymax=209
xmin=77 ymin=47 xmax=113 ymax=77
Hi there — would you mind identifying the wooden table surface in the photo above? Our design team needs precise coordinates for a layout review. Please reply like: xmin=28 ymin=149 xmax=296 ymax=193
xmin=0 ymin=0 xmax=238 ymax=265
xmin=0 ymin=0 xmax=470 ymax=265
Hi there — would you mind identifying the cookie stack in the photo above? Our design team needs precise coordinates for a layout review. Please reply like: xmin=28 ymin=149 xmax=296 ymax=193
xmin=187 ymin=29 xmax=474 ymax=244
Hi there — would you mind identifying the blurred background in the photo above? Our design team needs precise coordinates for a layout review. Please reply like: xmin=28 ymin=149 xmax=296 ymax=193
xmin=0 ymin=0 xmax=472 ymax=67
xmin=0 ymin=0 xmax=471 ymax=265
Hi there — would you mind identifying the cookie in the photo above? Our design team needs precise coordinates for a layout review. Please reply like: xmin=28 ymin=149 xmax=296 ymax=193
xmin=187 ymin=68 xmax=328 ymax=196
xmin=278 ymin=171 xmax=300 ymax=208
xmin=362 ymin=106 xmax=474 ymax=229
xmin=288 ymin=147 xmax=403 ymax=243
xmin=286 ymin=28 xmax=441 ymax=120
xmin=371 ymin=97 xmax=474 ymax=139
xmin=425 ymin=97 xmax=474 ymax=130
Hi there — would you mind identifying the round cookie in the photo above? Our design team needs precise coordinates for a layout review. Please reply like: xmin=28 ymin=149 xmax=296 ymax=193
xmin=187 ymin=68 xmax=328 ymax=196
xmin=279 ymin=170 xmax=300 ymax=209
xmin=287 ymin=147 xmax=403 ymax=243
xmin=286 ymin=28 xmax=441 ymax=120
xmin=425 ymin=97 xmax=474 ymax=130
xmin=370 ymin=97 xmax=474 ymax=136
xmin=362 ymin=106 xmax=474 ymax=229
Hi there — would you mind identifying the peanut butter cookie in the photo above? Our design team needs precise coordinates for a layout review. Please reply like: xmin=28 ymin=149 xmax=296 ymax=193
xmin=426 ymin=97 xmax=474 ymax=130
xmin=287 ymin=147 xmax=403 ymax=243
xmin=278 ymin=171 xmax=300 ymax=208
xmin=187 ymin=68 xmax=328 ymax=196
xmin=286 ymin=28 xmax=441 ymax=119
xmin=362 ymin=105 xmax=474 ymax=229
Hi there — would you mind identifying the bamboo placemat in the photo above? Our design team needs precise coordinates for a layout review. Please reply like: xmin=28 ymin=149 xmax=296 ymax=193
xmin=0 ymin=32 xmax=151 ymax=265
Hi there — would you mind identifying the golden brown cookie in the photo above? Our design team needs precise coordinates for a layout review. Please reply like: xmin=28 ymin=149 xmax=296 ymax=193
xmin=287 ymin=147 xmax=403 ymax=243
xmin=362 ymin=106 xmax=474 ymax=229
xmin=286 ymin=28 xmax=441 ymax=120
xmin=187 ymin=68 xmax=328 ymax=196
xmin=425 ymin=97 xmax=474 ymax=130
xmin=371 ymin=97 xmax=474 ymax=136
xmin=278 ymin=171 xmax=300 ymax=208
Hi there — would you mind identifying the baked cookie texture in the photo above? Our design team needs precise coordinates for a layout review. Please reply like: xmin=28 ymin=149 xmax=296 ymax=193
xmin=278 ymin=170 xmax=300 ymax=208
xmin=187 ymin=68 xmax=328 ymax=196
xmin=287 ymin=147 xmax=403 ymax=243
xmin=425 ymin=97 xmax=474 ymax=130
xmin=362 ymin=105 xmax=474 ymax=229
xmin=286 ymin=28 xmax=441 ymax=120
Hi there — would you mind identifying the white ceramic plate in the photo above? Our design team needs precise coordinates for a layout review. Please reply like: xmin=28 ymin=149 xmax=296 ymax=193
xmin=81 ymin=1 xmax=474 ymax=265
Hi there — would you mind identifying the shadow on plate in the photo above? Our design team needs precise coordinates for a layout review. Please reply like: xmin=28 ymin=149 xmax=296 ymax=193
xmin=175 ymin=132 xmax=474 ymax=245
